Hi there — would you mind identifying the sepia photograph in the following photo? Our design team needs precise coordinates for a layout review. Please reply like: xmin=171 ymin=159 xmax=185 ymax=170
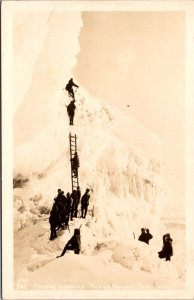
xmin=2 ymin=0 xmax=194 ymax=299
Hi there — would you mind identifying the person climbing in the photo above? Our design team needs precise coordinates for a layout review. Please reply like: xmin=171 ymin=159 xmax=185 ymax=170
xmin=71 ymin=152 xmax=79 ymax=177
xmin=65 ymin=78 xmax=79 ymax=100
xmin=138 ymin=228 xmax=148 ymax=244
xmin=67 ymin=100 xmax=76 ymax=125
xmin=158 ymin=233 xmax=173 ymax=261
xmin=144 ymin=229 xmax=153 ymax=244
xmin=56 ymin=228 xmax=81 ymax=257
xmin=81 ymin=188 xmax=90 ymax=218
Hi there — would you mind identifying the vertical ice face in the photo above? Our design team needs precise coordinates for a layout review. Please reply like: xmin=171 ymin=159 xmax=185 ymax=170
xmin=14 ymin=11 xmax=83 ymax=145
xmin=14 ymin=84 xmax=166 ymax=236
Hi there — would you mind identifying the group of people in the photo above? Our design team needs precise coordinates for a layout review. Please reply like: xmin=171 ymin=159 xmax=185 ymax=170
xmin=55 ymin=228 xmax=173 ymax=260
xmin=49 ymin=187 xmax=90 ymax=240
xmin=62 ymin=78 xmax=173 ymax=262
xmin=138 ymin=228 xmax=153 ymax=245
xmin=138 ymin=228 xmax=173 ymax=261
xmin=65 ymin=78 xmax=79 ymax=126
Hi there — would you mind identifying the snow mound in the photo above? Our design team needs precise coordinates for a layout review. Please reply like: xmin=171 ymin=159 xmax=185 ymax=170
xmin=13 ymin=74 xmax=175 ymax=289
xmin=14 ymin=86 xmax=166 ymax=236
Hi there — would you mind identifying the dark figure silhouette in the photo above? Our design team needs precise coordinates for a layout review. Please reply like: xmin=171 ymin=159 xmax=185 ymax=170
xmin=49 ymin=210 xmax=58 ymax=240
xmin=56 ymin=228 xmax=81 ymax=257
xmin=138 ymin=228 xmax=148 ymax=244
xmin=50 ymin=189 xmax=67 ymax=231
xmin=67 ymin=100 xmax=76 ymax=125
xmin=76 ymin=186 xmax=81 ymax=204
xmin=70 ymin=190 xmax=77 ymax=219
xmin=71 ymin=152 xmax=79 ymax=177
xmin=158 ymin=233 xmax=173 ymax=261
xmin=65 ymin=192 xmax=73 ymax=223
xmin=65 ymin=78 xmax=79 ymax=100
xmin=144 ymin=229 xmax=153 ymax=244
xmin=138 ymin=228 xmax=153 ymax=244
xmin=73 ymin=186 xmax=81 ymax=218
xmin=81 ymin=188 xmax=90 ymax=218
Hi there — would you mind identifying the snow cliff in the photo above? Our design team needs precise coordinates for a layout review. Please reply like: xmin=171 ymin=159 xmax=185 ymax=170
xmin=14 ymin=85 xmax=166 ymax=237
xmin=13 ymin=11 xmax=184 ymax=291
xmin=13 ymin=71 xmax=184 ymax=292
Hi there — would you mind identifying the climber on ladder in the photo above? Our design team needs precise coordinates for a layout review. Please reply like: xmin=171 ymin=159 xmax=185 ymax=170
xmin=69 ymin=133 xmax=80 ymax=192
xmin=71 ymin=151 xmax=79 ymax=177
xmin=65 ymin=78 xmax=79 ymax=100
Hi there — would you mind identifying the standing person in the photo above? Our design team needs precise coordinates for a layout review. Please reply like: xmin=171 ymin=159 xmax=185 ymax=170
xmin=56 ymin=228 xmax=81 ymax=257
xmin=49 ymin=210 xmax=58 ymax=240
xmin=73 ymin=186 xmax=81 ymax=218
xmin=71 ymin=152 xmax=79 ymax=177
xmin=76 ymin=186 xmax=81 ymax=204
xmin=67 ymin=100 xmax=76 ymax=125
xmin=81 ymin=188 xmax=90 ymax=218
xmin=138 ymin=228 xmax=147 ymax=244
xmin=70 ymin=190 xmax=77 ymax=220
xmin=158 ymin=233 xmax=173 ymax=261
xmin=66 ymin=192 xmax=73 ymax=224
xmin=65 ymin=78 xmax=79 ymax=100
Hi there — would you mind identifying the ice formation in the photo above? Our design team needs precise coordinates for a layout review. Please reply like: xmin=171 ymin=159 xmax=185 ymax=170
xmin=13 ymin=10 xmax=184 ymax=290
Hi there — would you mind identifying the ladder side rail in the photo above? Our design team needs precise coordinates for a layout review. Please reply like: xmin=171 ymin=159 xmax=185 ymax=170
xmin=69 ymin=133 xmax=74 ymax=193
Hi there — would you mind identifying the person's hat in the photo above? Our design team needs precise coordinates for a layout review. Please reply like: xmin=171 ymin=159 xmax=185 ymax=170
xmin=58 ymin=189 xmax=62 ymax=193
xmin=86 ymin=188 xmax=90 ymax=192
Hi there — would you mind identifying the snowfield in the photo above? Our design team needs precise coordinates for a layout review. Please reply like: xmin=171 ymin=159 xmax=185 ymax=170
xmin=14 ymin=86 xmax=185 ymax=290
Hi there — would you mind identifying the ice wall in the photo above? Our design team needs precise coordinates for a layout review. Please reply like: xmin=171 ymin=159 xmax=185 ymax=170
xmin=13 ymin=11 xmax=167 ymax=238
xmin=14 ymin=85 xmax=166 ymax=239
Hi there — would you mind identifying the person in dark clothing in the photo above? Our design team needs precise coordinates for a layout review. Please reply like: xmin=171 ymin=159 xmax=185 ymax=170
xmin=70 ymin=190 xmax=77 ymax=219
xmin=81 ymin=188 xmax=90 ymax=218
xmin=158 ymin=233 xmax=173 ymax=261
xmin=65 ymin=192 xmax=73 ymax=224
xmin=67 ymin=100 xmax=76 ymax=125
xmin=49 ymin=210 xmax=58 ymax=240
xmin=52 ymin=189 xmax=67 ymax=230
xmin=76 ymin=186 xmax=81 ymax=203
xmin=65 ymin=78 xmax=79 ymax=100
xmin=53 ymin=189 xmax=62 ymax=205
xmin=138 ymin=228 xmax=147 ymax=244
xmin=71 ymin=152 xmax=79 ymax=177
xmin=72 ymin=186 xmax=81 ymax=218
xmin=138 ymin=228 xmax=153 ymax=244
xmin=57 ymin=191 xmax=68 ymax=228
xmin=56 ymin=228 xmax=81 ymax=257
xmin=144 ymin=229 xmax=153 ymax=244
